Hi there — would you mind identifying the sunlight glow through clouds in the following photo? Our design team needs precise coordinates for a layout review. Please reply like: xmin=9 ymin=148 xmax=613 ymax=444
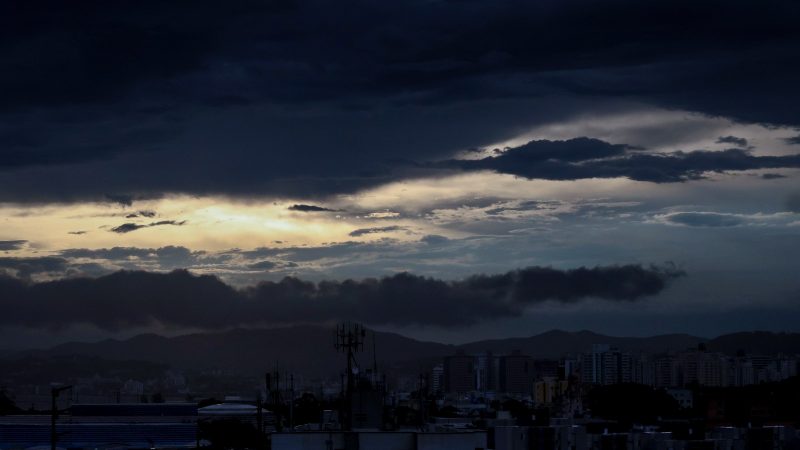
xmin=476 ymin=108 xmax=800 ymax=157
xmin=0 ymin=196 xmax=355 ymax=255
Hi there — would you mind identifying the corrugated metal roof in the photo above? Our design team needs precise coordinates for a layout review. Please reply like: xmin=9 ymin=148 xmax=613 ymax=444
xmin=70 ymin=403 xmax=198 ymax=417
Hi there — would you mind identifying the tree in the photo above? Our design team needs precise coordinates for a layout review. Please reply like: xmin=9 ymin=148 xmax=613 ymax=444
xmin=586 ymin=383 xmax=680 ymax=423
xmin=0 ymin=390 xmax=20 ymax=415
xmin=199 ymin=419 xmax=262 ymax=449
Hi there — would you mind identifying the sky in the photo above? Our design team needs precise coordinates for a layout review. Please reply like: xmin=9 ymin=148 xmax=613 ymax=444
xmin=1 ymin=0 xmax=800 ymax=347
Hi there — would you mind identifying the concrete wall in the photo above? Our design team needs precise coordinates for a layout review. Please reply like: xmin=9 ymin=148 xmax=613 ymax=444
xmin=359 ymin=432 xmax=415 ymax=450
xmin=417 ymin=431 xmax=487 ymax=450
xmin=272 ymin=432 xmax=344 ymax=450
xmin=272 ymin=431 xmax=487 ymax=450
xmin=494 ymin=426 xmax=528 ymax=450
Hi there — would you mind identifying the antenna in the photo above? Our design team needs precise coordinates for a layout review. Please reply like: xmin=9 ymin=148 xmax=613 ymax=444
xmin=334 ymin=322 xmax=366 ymax=431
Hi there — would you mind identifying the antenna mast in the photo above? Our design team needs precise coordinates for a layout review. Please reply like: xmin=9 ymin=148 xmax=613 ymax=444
xmin=334 ymin=322 xmax=365 ymax=431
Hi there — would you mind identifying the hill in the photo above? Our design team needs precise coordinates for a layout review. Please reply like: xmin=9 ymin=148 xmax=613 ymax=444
xmin=706 ymin=331 xmax=800 ymax=355
xmin=459 ymin=329 xmax=704 ymax=358
xmin=20 ymin=326 xmax=455 ymax=377
xmin=10 ymin=328 xmax=800 ymax=378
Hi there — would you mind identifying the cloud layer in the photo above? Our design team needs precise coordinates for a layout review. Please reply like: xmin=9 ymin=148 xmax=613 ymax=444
xmin=437 ymin=138 xmax=800 ymax=183
xmin=1 ymin=0 xmax=799 ymax=202
xmin=0 ymin=265 xmax=683 ymax=330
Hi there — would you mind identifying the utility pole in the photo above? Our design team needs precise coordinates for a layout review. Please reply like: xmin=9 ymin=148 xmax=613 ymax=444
xmin=289 ymin=374 xmax=294 ymax=430
xmin=372 ymin=331 xmax=378 ymax=385
xmin=334 ymin=323 xmax=365 ymax=431
xmin=256 ymin=391 xmax=263 ymax=447
xmin=51 ymin=384 xmax=72 ymax=450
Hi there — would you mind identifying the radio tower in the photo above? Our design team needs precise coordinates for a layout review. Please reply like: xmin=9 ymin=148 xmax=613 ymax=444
xmin=334 ymin=322 xmax=365 ymax=431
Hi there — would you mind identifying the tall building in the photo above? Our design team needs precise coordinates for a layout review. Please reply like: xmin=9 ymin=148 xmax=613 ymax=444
xmin=431 ymin=364 xmax=444 ymax=394
xmin=602 ymin=350 xmax=634 ymax=385
xmin=633 ymin=354 xmax=654 ymax=386
xmin=444 ymin=352 xmax=475 ymax=394
xmin=474 ymin=351 xmax=498 ymax=392
xmin=534 ymin=360 xmax=560 ymax=380
xmin=499 ymin=350 xmax=534 ymax=394
xmin=654 ymin=356 xmax=677 ymax=388
xmin=581 ymin=344 xmax=610 ymax=384
xmin=581 ymin=345 xmax=635 ymax=385
xmin=676 ymin=350 xmax=728 ymax=387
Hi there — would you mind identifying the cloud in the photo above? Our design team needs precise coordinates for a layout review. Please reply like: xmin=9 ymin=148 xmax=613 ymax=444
xmin=110 ymin=223 xmax=145 ymax=234
xmin=654 ymin=211 xmax=800 ymax=227
xmin=288 ymin=204 xmax=337 ymax=212
xmin=761 ymin=173 xmax=786 ymax=179
xmin=110 ymin=220 xmax=186 ymax=234
xmin=125 ymin=210 xmax=157 ymax=219
xmin=659 ymin=212 xmax=746 ymax=227
xmin=104 ymin=194 xmax=134 ymax=207
xmin=420 ymin=235 xmax=450 ymax=245
xmin=1 ymin=0 xmax=800 ymax=202
xmin=0 ymin=240 xmax=26 ymax=251
xmin=437 ymin=138 xmax=800 ymax=183
xmin=0 ymin=264 xmax=684 ymax=330
xmin=58 ymin=246 xmax=212 ymax=273
xmin=716 ymin=136 xmax=748 ymax=147
xmin=349 ymin=226 xmax=407 ymax=237
xmin=0 ymin=257 xmax=68 ymax=280
xmin=787 ymin=194 xmax=800 ymax=213
xmin=784 ymin=136 xmax=800 ymax=145
xmin=248 ymin=260 xmax=277 ymax=270
xmin=150 ymin=220 xmax=186 ymax=227
xmin=61 ymin=247 xmax=155 ymax=260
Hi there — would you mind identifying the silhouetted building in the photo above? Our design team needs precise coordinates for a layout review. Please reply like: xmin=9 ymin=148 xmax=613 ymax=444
xmin=499 ymin=351 xmax=533 ymax=395
xmin=475 ymin=351 xmax=498 ymax=392
xmin=444 ymin=351 xmax=475 ymax=394
xmin=431 ymin=364 xmax=444 ymax=394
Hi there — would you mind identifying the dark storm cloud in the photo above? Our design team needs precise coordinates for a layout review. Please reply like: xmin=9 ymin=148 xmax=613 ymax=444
xmin=1 ymin=0 xmax=799 ymax=202
xmin=0 ymin=264 xmax=683 ymax=330
xmin=349 ymin=226 xmax=407 ymax=237
xmin=59 ymin=246 xmax=208 ymax=271
xmin=716 ymin=136 xmax=748 ymax=147
xmin=150 ymin=220 xmax=186 ymax=227
xmin=110 ymin=223 xmax=145 ymax=234
xmin=237 ymin=240 xmax=399 ymax=263
xmin=420 ymin=235 xmax=450 ymax=245
xmin=0 ymin=240 xmax=27 ymax=251
xmin=437 ymin=138 xmax=800 ymax=183
xmin=61 ymin=247 xmax=162 ymax=260
xmin=0 ymin=257 xmax=68 ymax=279
xmin=104 ymin=194 xmax=134 ymax=207
xmin=125 ymin=210 xmax=157 ymax=219
xmin=109 ymin=220 xmax=186 ymax=234
xmin=661 ymin=212 xmax=746 ymax=227
xmin=2 ymin=0 xmax=799 ymax=118
xmin=0 ymin=123 xmax=176 ymax=170
xmin=248 ymin=261 xmax=277 ymax=270
xmin=288 ymin=204 xmax=337 ymax=212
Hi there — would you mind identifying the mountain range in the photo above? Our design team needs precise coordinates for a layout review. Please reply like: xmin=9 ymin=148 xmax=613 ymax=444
xmin=9 ymin=327 xmax=800 ymax=378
